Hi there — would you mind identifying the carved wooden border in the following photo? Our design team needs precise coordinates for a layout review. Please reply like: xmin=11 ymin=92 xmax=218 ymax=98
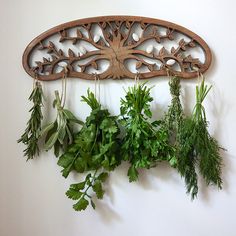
xmin=22 ymin=16 xmax=212 ymax=80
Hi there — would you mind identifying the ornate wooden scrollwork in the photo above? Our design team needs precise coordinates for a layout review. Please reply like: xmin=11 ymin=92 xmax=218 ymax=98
xmin=22 ymin=16 xmax=212 ymax=80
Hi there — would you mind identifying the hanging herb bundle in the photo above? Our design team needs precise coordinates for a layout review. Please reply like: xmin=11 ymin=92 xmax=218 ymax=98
xmin=172 ymin=77 xmax=223 ymax=199
xmin=162 ymin=76 xmax=198 ymax=199
xmin=165 ymin=77 xmax=222 ymax=199
xmin=57 ymin=89 xmax=121 ymax=211
xmin=18 ymin=80 xmax=44 ymax=160
xmin=40 ymin=90 xmax=83 ymax=157
xmin=191 ymin=78 xmax=223 ymax=188
xmin=120 ymin=82 xmax=175 ymax=182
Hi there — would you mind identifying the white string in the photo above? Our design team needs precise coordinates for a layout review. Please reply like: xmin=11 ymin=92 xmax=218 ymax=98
xmin=97 ymin=74 xmax=101 ymax=103
xmin=33 ymin=72 xmax=37 ymax=89
xmin=94 ymin=73 xmax=97 ymax=99
xmin=134 ymin=72 xmax=138 ymax=87
xmin=93 ymin=73 xmax=101 ymax=103
xmin=192 ymin=66 xmax=201 ymax=85
xmin=61 ymin=66 xmax=68 ymax=108
xmin=137 ymin=72 xmax=140 ymax=85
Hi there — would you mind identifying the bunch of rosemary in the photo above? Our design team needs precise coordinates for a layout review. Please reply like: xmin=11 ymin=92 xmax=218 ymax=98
xmin=58 ymin=89 xmax=121 ymax=211
xmin=18 ymin=81 xmax=44 ymax=160
xmin=120 ymin=82 xmax=175 ymax=182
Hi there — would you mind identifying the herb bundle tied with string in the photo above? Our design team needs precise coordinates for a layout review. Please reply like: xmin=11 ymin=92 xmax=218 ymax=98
xmin=162 ymin=75 xmax=198 ymax=198
xmin=163 ymin=74 xmax=223 ymax=199
xmin=120 ymin=78 xmax=175 ymax=182
xmin=40 ymin=68 xmax=83 ymax=157
xmin=58 ymin=76 xmax=121 ymax=211
xmin=18 ymin=76 xmax=44 ymax=160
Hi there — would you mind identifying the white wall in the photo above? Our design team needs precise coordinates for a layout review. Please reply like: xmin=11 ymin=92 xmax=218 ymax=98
xmin=1 ymin=0 xmax=236 ymax=236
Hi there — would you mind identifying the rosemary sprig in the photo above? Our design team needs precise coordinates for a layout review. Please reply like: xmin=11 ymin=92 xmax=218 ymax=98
xmin=18 ymin=81 xmax=44 ymax=160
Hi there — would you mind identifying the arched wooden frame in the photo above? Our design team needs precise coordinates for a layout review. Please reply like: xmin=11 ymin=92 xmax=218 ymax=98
xmin=22 ymin=16 xmax=212 ymax=81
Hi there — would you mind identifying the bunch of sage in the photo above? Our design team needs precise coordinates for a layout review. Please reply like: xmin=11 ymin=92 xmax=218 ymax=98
xmin=40 ymin=90 xmax=83 ymax=157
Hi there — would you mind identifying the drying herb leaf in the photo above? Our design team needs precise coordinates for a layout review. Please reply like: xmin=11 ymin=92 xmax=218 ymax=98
xmin=162 ymin=76 xmax=198 ymax=199
xmin=192 ymin=79 xmax=223 ymax=188
xmin=18 ymin=81 xmax=44 ymax=160
xmin=66 ymin=171 xmax=108 ymax=211
xmin=41 ymin=90 xmax=83 ymax=157
xmin=58 ymin=89 xmax=121 ymax=210
xmin=168 ymin=77 xmax=223 ymax=199
xmin=120 ymin=82 xmax=175 ymax=182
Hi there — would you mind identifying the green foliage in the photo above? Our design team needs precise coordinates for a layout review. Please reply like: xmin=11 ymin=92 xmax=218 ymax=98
xmin=18 ymin=81 xmax=44 ymax=160
xmin=192 ymin=79 xmax=222 ymax=188
xmin=19 ymin=76 xmax=224 ymax=211
xmin=162 ymin=77 xmax=198 ymax=199
xmin=177 ymin=117 xmax=198 ymax=199
xmin=178 ymin=79 xmax=223 ymax=196
xmin=66 ymin=171 xmax=108 ymax=211
xmin=164 ymin=77 xmax=223 ymax=199
xmin=58 ymin=89 xmax=121 ymax=210
xmin=120 ymin=82 xmax=175 ymax=182
xmin=41 ymin=90 xmax=83 ymax=157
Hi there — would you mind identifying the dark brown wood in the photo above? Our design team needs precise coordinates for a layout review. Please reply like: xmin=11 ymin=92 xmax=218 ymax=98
xmin=22 ymin=16 xmax=212 ymax=80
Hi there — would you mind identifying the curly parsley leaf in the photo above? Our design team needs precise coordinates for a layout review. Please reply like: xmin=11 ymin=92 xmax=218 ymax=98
xmin=120 ymin=82 xmax=175 ymax=182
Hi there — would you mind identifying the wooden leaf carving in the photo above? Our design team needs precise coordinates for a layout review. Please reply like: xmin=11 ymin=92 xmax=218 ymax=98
xmin=136 ymin=61 xmax=143 ymax=69
xmin=147 ymin=64 xmax=155 ymax=71
xmin=23 ymin=16 xmax=212 ymax=80
xmin=68 ymin=49 xmax=75 ymax=57
xmin=76 ymin=29 xmax=82 ymax=38
xmin=159 ymin=47 xmax=167 ymax=56
xmin=59 ymin=49 xmax=64 ymax=56
xmin=91 ymin=61 xmax=98 ymax=70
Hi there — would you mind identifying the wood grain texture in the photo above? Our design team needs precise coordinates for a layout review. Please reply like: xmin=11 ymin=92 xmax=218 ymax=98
xmin=22 ymin=16 xmax=212 ymax=80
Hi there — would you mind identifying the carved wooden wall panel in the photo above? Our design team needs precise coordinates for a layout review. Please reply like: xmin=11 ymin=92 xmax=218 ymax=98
xmin=22 ymin=16 xmax=212 ymax=80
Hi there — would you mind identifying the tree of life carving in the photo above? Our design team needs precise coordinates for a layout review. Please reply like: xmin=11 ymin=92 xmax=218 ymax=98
xmin=23 ymin=16 xmax=211 ymax=80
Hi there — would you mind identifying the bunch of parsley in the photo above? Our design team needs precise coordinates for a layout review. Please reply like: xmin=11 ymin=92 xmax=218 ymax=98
xmin=120 ymin=82 xmax=175 ymax=182
xmin=57 ymin=89 xmax=121 ymax=211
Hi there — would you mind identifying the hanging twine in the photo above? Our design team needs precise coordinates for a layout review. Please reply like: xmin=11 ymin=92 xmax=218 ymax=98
xmin=166 ymin=68 xmax=180 ymax=98
xmin=94 ymin=73 xmax=97 ymax=98
xmin=134 ymin=72 xmax=140 ymax=86
xmin=98 ymin=74 xmax=101 ymax=103
xmin=93 ymin=73 xmax=101 ymax=103
xmin=33 ymin=70 xmax=39 ymax=89
xmin=61 ymin=66 xmax=68 ymax=108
